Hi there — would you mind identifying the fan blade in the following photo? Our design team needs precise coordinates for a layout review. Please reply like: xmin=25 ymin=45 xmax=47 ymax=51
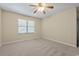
xmin=43 ymin=11 xmax=46 ymax=14
xmin=29 ymin=5 xmax=37 ymax=7
xmin=46 ymin=6 xmax=54 ymax=9
xmin=33 ymin=9 xmax=37 ymax=14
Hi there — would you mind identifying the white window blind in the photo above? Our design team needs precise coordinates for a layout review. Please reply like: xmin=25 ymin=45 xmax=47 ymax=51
xmin=17 ymin=19 xmax=35 ymax=33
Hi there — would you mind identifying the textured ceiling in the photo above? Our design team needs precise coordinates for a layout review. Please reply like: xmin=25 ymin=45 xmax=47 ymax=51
xmin=0 ymin=3 xmax=79 ymax=19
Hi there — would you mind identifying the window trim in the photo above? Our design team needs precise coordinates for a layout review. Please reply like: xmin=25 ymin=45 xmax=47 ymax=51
xmin=17 ymin=19 xmax=36 ymax=34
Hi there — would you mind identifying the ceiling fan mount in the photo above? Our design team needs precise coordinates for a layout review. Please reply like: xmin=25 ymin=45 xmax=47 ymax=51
xmin=29 ymin=3 xmax=54 ymax=14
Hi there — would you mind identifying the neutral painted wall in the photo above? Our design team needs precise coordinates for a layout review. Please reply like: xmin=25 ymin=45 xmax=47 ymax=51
xmin=42 ymin=8 xmax=77 ymax=47
xmin=2 ymin=10 xmax=41 ymax=44
xmin=0 ymin=9 xmax=2 ymax=46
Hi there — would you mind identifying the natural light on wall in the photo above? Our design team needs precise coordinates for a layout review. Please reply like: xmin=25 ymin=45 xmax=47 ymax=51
xmin=17 ymin=19 xmax=35 ymax=33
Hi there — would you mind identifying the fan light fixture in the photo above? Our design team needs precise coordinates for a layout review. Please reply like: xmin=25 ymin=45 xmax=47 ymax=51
xmin=38 ymin=7 xmax=45 ymax=12
xmin=29 ymin=3 xmax=54 ymax=14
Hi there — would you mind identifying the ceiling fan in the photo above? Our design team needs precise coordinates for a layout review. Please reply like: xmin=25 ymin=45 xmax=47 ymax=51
xmin=29 ymin=3 xmax=54 ymax=14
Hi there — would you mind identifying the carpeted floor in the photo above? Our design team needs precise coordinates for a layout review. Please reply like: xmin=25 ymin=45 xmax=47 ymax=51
xmin=0 ymin=39 xmax=79 ymax=56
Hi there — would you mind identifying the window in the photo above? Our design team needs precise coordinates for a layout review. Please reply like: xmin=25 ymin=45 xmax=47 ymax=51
xmin=17 ymin=19 xmax=35 ymax=33
xmin=28 ymin=20 xmax=35 ymax=33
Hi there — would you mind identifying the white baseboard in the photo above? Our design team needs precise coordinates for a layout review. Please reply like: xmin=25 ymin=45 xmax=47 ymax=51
xmin=2 ymin=37 xmax=77 ymax=48
xmin=2 ymin=38 xmax=40 ymax=45
xmin=43 ymin=36 xmax=77 ymax=48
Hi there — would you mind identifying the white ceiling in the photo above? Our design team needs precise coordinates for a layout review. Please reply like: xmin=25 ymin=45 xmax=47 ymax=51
xmin=0 ymin=3 xmax=79 ymax=19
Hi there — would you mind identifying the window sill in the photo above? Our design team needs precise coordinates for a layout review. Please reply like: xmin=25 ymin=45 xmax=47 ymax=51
xmin=17 ymin=32 xmax=36 ymax=34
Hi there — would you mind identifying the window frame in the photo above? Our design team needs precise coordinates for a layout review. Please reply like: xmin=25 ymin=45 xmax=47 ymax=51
xmin=17 ymin=19 xmax=36 ymax=34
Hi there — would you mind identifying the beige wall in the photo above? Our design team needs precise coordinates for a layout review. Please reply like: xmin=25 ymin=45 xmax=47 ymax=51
xmin=0 ymin=9 xmax=2 ymax=46
xmin=1 ymin=8 xmax=77 ymax=47
xmin=2 ymin=10 xmax=41 ymax=44
xmin=42 ymin=8 xmax=77 ymax=47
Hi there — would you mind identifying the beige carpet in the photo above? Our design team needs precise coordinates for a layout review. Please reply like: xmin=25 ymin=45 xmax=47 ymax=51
xmin=0 ymin=39 xmax=79 ymax=56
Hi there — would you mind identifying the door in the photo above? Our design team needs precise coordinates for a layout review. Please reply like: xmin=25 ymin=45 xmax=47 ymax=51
xmin=77 ymin=19 xmax=79 ymax=47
